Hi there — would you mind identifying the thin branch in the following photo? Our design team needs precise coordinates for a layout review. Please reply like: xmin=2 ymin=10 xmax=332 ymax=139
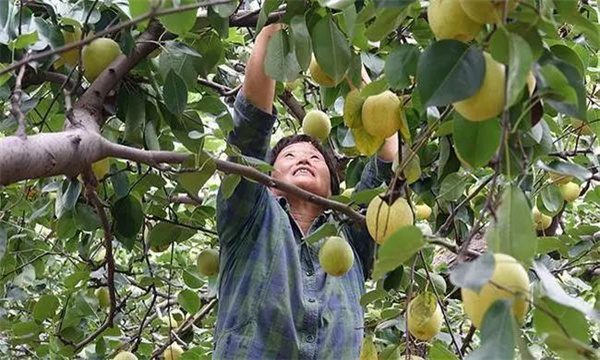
xmin=0 ymin=0 xmax=235 ymax=77
xmin=10 ymin=61 xmax=28 ymax=139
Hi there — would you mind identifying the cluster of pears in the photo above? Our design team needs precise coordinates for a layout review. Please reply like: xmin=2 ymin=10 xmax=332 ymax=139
xmin=59 ymin=26 xmax=122 ymax=82
xmin=428 ymin=0 xmax=522 ymax=122
xmin=549 ymin=172 xmax=581 ymax=203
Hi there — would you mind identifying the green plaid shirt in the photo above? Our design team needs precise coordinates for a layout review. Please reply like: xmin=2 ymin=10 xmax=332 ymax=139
xmin=214 ymin=93 xmax=392 ymax=359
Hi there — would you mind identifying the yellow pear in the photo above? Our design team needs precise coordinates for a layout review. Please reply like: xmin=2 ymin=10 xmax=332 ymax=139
xmin=60 ymin=27 xmax=82 ymax=66
xmin=532 ymin=207 xmax=552 ymax=231
xmin=415 ymin=204 xmax=432 ymax=221
xmin=341 ymin=187 xmax=354 ymax=198
xmin=559 ymin=182 xmax=580 ymax=203
xmin=302 ymin=110 xmax=331 ymax=141
xmin=571 ymin=118 xmax=593 ymax=135
xmin=163 ymin=344 xmax=184 ymax=360
xmin=197 ymin=249 xmax=219 ymax=276
xmin=343 ymin=89 xmax=365 ymax=129
xmin=95 ymin=287 xmax=110 ymax=309
xmin=366 ymin=196 xmax=413 ymax=244
xmin=362 ymin=90 xmax=402 ymax=138
xmin=407 ymin=292 xmax=443 ymax=341
xmin=82 ymin=38 xmax=122 ymax=81
xmin=113 ymin=351 xmax=138 ymax=360
xmin=527 ymin=71 xmax=536 ymax=95
xmin=309 ymin=57 xmax=338 ymax=87
xmin=461 ymin=253 xmax=530 ymax=328
xmin=428 ymin=0 xmax=482 ymax=41
xmin=318 ymin=236 xmax=354 ymax=276
xmin=459 ymin=0 xmax=519 ymax=24
xmin=453 ymin=52 xmax=505 ymax=122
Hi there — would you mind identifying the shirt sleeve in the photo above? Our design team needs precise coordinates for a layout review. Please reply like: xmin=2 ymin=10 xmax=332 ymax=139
xmin=216 ymin=92 xmax=277 ymax=245
xmin=346 ymin=156 xmax=394 ymax=279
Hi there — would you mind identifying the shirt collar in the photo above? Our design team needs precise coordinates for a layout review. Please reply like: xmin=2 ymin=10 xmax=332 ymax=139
xmin=276 ymin=196 xmax=333 ymax=226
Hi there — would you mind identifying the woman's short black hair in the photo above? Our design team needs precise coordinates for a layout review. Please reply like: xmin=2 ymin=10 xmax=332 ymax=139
xmin=270 ymin=134 xmax=340 ymax=195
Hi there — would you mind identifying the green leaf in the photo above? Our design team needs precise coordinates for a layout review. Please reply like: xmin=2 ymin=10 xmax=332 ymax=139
xmin=12 ymin=31 xmax=38 ymax=50
xmin=158 ymin=0 xmax=196 ymax=35
xmin=543 ymin=333 xmax=597 ymax=360
xmin=468 ymin=300 xmax=516 ymax=360
xmin=506 ymin=33 xmax=533 ymax=107
xmin=539 ymin=184 xmax=563 ymax=215
xmin=112 ymin=195 xmax=143 ymax=238
xmin=177 ymin=153 xmax=216 ymax=197
xmin=33 ymin=295 xmax=60 ymax=322
xmin=453 ymin=115 xmax=501 ymax=168
xmin=429 ymin=340 xmax=459 ymax=360
xmin=385 ymin=44 xmax=419 ymax=90
xmin=192 ymin=30 xmax=223 ymax=77
xmin=303 ymin=223 xmax=338 ymax=245
xmin=536 ymin=159 xmax=592 ymax=182
xmin=311 ymin=15 xmax=351 ymax=84
xmin=486 ymin=185 xmax=537 ymax=265
xmin=318 ymin=0 xmax=354 ymax=10
xmin=177 ymin=289 xmax=201 ymax=314
xmin=360 ymin=334 xmax=377 ymax=360
xmin=148 ymin=222 xmax=182 ymax=249
xmin=449 ymin=253 xmax=494 ymax=292
xmin=364 ymin=7 xmax=408 ymax=42
xmin=164 ymin=70 xmax=188 ymax=115
xmin=290 ymin=15 xmax=312 ymax=71
xmin=360 ymin=77 xmax=389 ymax=97
xmin=438 ymin=172 xmax=470 ymax=201
xmin=264 ymin=29 xmax=301 ymax=82
xmin=73 ymin=204 xmax=101 ymax=232
xmin=359 ymin=289 xmax=388 ymax=307
xmin=372 ymin=226 xmax=424 ymax=280
xmin=533 ymin=261 xmax=599 ymax=322
xmin=417 ymin=40 xmax=485 ymax=107
xmin=62 ymin=179 xmax=81 ymax=213
xmin=220 ymin=174 xmax=241 ymax=199
xmin=256 ymin=0 xmax=282 ymax=34
xmin=158 ymin=41 xmax=200 ymax=90
xmin=533 ymin=298 xmax=589 ymax=346
xmin=124 ymin=89 xmax=145 ymax=145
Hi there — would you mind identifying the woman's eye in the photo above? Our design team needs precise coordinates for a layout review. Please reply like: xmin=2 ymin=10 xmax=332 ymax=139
xmin=311 ymin=155 xmax=320 ymax=160
xmin=285 ymin=153 xmax=294 ymax=158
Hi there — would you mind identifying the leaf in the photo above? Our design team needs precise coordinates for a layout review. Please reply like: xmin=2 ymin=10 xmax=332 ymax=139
xmin=467 ymin=300 xmax=516 ymax=360
xmin=533 ymin=261 xmax=599 ymax=323
xmin=486 ymin=185 xmax=537 ymax=265
xmin=220 ymin=174 xmax=241 ymax=199
xmin=311 ymin=15 xmax=351 ymax=84
xmin=124 ymin=90 xmax=145 ymax=145
xmin=192 ymin=30 xmax=223 ymax=77
xmin=360 ymin=289 xmax=388 ymax=307
xmin=62 ymin=179 xmax=81 ymax=212
xmin=360 ymin=334 xmax=377 ymax=360
xmin=453 ymin=116 xmax=501 ymax=169
xmin=543 ymin=333 xmax=597 ymax=360
xmin=264 ymin=29 xmax=302 ymax=82
xmin=417 ymin=40 xmax=485 ymax=107
xmin=385 ymin=44 xmax=420 ymax=90
xmin=148 ymin=222 xmax=182 ymax=249
xmin=429 ymin=340 xmax=459 ymax=360
xmin=290 ymin=15 xmax=312 ymax=71
xmin=539 ymin=184 xmax=563 ymax=215
xmin=256 ymin=0 xmax=282 ymax=34
xmin=158 ymin=0 xmax=196 ymax=35
xmin=536 ymin=159 xmax=592 ymax=182
xmin=164 ymin=70 xmax=188 ymax=115
xmin=33 ymin=295 xmax=59 ymax=322
xmin=303 ymin=223 xmax=337 ymax=245
xmin=352 ymin=127 xmax=384 ymax=157
xmin=158 ymin=41 xmax=199 ymax=90
xmin=177 ymin=153 xmax=216 ymax=197
xmin=73 ymin=204 xmax=101 ymax=232
xmin=372 ymin=226 xmax=424 ymax=280
xmin=506 ymin=33 xmax=534 ymax=107
xmin=360 ymin=78 xmax=389 ymax=97
xmin=449 ymin=253 xmax=495 ymax=292
xmin=438 ymin=172 xmax=470 ymax=201
xmin=533 ymin=298 xmax=589 ymax=346
xmin=318 ymin=0 xmax=354 ymax=10
xmin=177 ymin=289 xmax=201 ymax=315
xmin=111 ymin=195 xmax=144 ymax=238
xmin=365 ymin=7 xmax=408 ymax=42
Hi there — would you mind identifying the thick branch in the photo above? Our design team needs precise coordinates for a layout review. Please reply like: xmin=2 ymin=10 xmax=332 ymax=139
xmin=229 ymin=10 xmax=285 ymax=27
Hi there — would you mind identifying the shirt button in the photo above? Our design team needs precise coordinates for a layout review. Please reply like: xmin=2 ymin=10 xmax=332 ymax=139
xmin=308 ymin=298 xmax=316 ymax=303
xmin=306 ymin=335 xmax=315 ymax=343
xmin=305 ymin=270 xmax=313 ymax=276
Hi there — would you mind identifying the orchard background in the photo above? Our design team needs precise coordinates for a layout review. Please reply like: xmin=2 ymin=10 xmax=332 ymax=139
xmin=0 ymin=0 xmax=599 ymax=359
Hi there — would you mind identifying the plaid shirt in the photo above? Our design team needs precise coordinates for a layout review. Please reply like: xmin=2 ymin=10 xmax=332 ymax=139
xmin=214 ymin=93 xmax=392 ymax=359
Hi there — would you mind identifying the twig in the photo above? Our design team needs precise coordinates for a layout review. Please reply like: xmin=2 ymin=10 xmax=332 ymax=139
xmin=460 ymin=326 xmax=475 ymax=355
xmin=10 ymin=61 xmax=28 ymax=139
xmin=0 ymin=0 xmax=235 ymax=77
